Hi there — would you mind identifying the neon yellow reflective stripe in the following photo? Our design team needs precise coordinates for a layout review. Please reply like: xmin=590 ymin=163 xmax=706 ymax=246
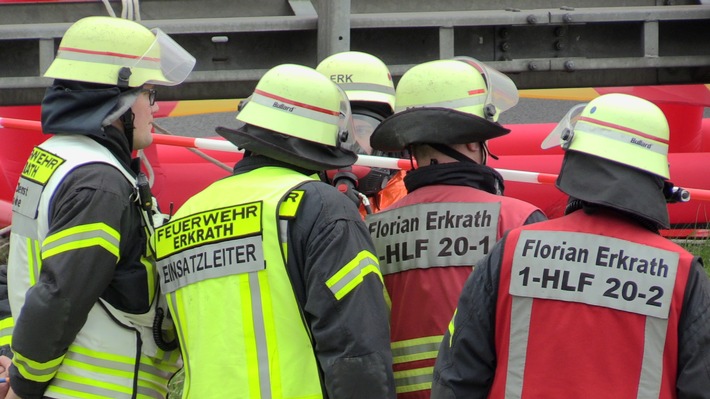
xmin=42 ymin=223 xmax=120 ymax=259
xmin=137 ymin=355 xmax=176 ymax=399
xmin=393 ymin=366 xmax=434 ymax=394
xmin=46 ymin=345 xmax=137 ymax=398
xmin=62 ymin=356 xmax=132 ymax=379
xmin=383 ymin=285 xmax=392 ymax=310
xmin=448 ymin=309 xmax=457 ymax=347
xmin=13 ymin=351 xmax=64 ymax=383
xmin=326 ymin=250 xmax=382 ymax=300
xmin=26 ymin=237 xmax=41 ymax=286
xmin=391 ymin=335 xmax=443 ymax=364
xmin=69 ymin=343 xmax=135 ymax=368
xmin=0 ymin=317 xmax=13 ymax=347
xmin=52 ymin=370 xmax=133 ymax=396
xmin=48 ymin=370 xmax=135 ymax=399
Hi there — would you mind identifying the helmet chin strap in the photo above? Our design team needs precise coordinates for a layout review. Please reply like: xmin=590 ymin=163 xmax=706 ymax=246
xmin=120 ymin=109 xmax=135 ymax=151
xmin=481 ymin=141 xmax=498 ymax=164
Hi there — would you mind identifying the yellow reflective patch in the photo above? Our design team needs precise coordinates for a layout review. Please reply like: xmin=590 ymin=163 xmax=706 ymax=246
xmin=279 ymin=190 xmax=305 ymax=219
xmin=155 ymin=201 xmax=262 ymax=258
xmin=21 ymin=147 xmax=65 ymax=184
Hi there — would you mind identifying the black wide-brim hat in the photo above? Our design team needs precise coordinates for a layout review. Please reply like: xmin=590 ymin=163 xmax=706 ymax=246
xmin=370 ymin=107 xmax=510 ymax=152
xmin=216 ymin=123 xmax=358 ymax=171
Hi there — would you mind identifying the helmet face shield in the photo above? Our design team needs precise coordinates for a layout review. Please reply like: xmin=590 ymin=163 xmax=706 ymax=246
xmin=336 ymin=85 xmax=357 ymax=149
xmin=541 ymin=103 xmax=587 ymax=149
xmin=140 ymin=29 xmax=196 ymax=86
xmin=344 ymin=113 xmax=381 ymax=155
xmin=454 ymin=56 xmax=519 ymax=120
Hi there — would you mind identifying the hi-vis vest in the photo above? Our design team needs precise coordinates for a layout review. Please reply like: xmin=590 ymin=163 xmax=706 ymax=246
xmin=365 ymin=185 xmax=539 ymax=398
xmin=9 ymin=135 xmax=180 ymax=399
xmin=154 ymin=167 xmax=323 ymax=399
xmin=490 ymin=211 xmax=691 ymax=399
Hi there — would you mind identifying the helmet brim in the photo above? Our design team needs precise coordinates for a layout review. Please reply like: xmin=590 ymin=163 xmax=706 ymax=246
xmin=216 ymin=123 xmax=358 ymax=171
xmin=370 ymin=107 xmax=510 ymax=152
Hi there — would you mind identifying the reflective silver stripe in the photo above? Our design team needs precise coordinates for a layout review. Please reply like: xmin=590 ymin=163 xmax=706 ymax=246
xmin=137 ymin=385 xmax=165 ymax=399
xmin=13 ymin=357 xmax=61 ymax=378
xmin=394 ymin=368 xmax=433 ymax=390
xmin=506 ymin=296 xmax=533 ymax=399
xmin=279 ymin=219 xmax=288 ymax=262
xmin=327 ymin=256 xmax=378 ymax=296
xmin=138 ymin=361 xmax=175 ymax=380
xmin=250 ymin=91 xmax=340 ymax=126
xmin=637 ymin=317 xmax=667 ymax=399
xmin=399 ymin=93 xmax=485 ymax=111
xmin=391 ymin=338 xmax=441 ymax=363
xmin=576 ymin=120 xmax=668 ymax=156
xmin=339 ymin=82 xmax=395 ymax=95
xmin=65 ymin=351 xmax=135 ymax=372
xmin=51 ymin=376 xmax=132 ymax=399
xmin=249 ymin=272 xmax=272 ymax=399
xmin=10 ymin=214 xmax=36 ymax=239
xmin=42 ymin=229 xmax=120 ymax=255
xmin=57 ymin=47 xmax=161 ymax=70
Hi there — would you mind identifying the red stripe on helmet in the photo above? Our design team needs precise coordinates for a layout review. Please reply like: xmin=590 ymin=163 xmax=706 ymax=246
xmin=58 ymin=46 xmax=161 ymax=62
xmin=578 ymin=116 xmax=670 ymax=144
xmin=254 ymin=89 xmax=340 ymax=116
xmin=468 ymin=89 xmax=486 ymax=95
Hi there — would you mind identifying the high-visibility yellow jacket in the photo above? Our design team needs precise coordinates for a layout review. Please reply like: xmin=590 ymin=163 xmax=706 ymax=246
xmin=156 ymin=162 xmax=396 ymax=398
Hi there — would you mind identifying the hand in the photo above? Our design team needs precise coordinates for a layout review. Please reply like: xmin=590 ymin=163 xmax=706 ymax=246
xmin=0 ymin=355 xmax=11 ymax=398
xmin=3 ymin=388 xmax=20 ymax=399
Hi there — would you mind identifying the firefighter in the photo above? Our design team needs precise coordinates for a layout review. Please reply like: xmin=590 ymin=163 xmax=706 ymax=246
xmin=432 ymin=93 xmax=710 ymax=398
xmin=5 ymin=16 xmax=195 ymax=399
xmin=153 ymin=64 xmax=395 ymax=398
xmin=316 ymin=51 xmax=407 ymax=215
xmin=365 ymin=57 xmax=546 ymax=399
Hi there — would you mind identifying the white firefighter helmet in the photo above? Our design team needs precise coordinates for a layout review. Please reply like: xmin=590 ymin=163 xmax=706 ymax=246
xmin=44 ymin=16 xmax=195 ymax=87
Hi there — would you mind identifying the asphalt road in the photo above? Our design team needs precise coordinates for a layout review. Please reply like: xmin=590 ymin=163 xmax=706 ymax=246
xmin=154 ymin=98 xmax=585 ymax=138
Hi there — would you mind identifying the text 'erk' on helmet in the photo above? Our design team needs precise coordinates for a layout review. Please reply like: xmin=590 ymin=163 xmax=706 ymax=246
xmin=369 ymin=56 xmax=519 ymax=152
xmin=542 ymin=93 xmax=672 ymax=228
xmin=44 ymin=16 xmax=196 ymax=88
xmin=215 ymin=64 xmax=358 ymax=171
xmin=316 ymin=51 xmax=396 ymax=116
